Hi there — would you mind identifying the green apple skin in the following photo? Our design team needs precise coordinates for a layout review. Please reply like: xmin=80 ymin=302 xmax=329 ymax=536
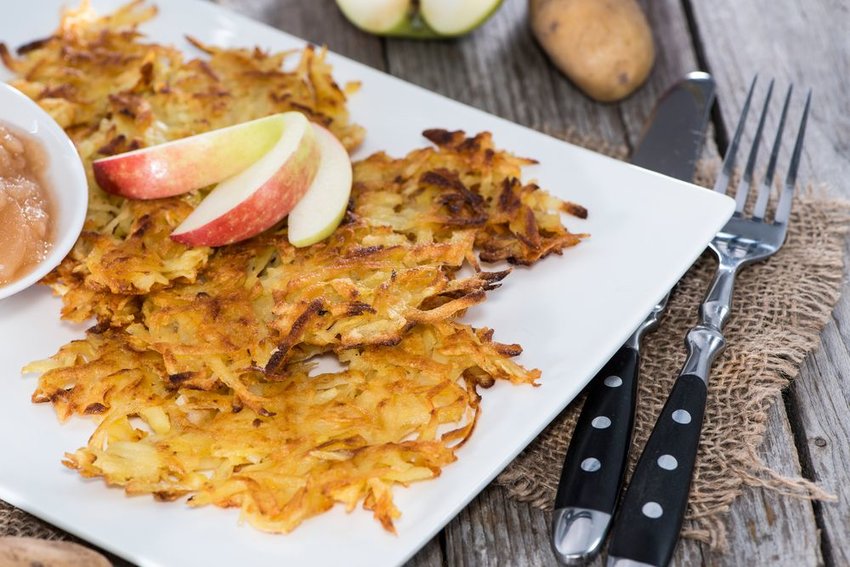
xmin=335 ymin=0 xmax=418 ymax=35
xmin=336 ymin=0 xmax=502 ymax=39
xmin=419 ymin=0 xmax=504 ymax=37
xmin=378 ymin=16 xmax=443 ymax=39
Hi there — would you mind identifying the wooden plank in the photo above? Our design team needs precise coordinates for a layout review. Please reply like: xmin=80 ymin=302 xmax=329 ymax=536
xmin=621 ymin=0 xmax=725 ymax=166
xmin=387 ymin=0 xmax=780 ymax=565
xmin=789 ymin=307 xmax=850 ymax=567
xmin=442 ymin=485 xmax=561 ymax=567
xmin=686 ymin=0 xmax=850 ymax=190
xmin=383 ymin=0 xmax=626 ymax=145
xmin=382 ymin=2 xmax=623 ymax=563
xmin=687 ymin=1 xmax=850 ymax=561
xmin=618 ymin=0 xmax=705 ymax=149
xmin=700 ymin=402 xmax=822 ymax=566
xmin=438 ymin=484 xmax=708 ymax=566
xmin=671 ymin=538 xmax=704 ymax=567
xmin=211 ymin=0 xmax=385 ymax=69
xmin=405 ymin=537 xmax=444 ymax=567
xmin=510 ymin=405 xmax=824 ymax=567
xmin=133 ymin=3 xmax=838 ymax=566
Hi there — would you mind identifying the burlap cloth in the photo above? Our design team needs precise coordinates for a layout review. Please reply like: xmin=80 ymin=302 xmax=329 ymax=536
xmin=2 ymin=144 xmax=848 ymax=557
xmin=497 ymin=148 xmax=850 ymax=550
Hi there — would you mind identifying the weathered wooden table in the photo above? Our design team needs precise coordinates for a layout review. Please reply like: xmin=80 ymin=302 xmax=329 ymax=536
xmin=21 ymin=0 xmax=850 ymax=565
xmin=209 ymin=2 xmax=849 ymax=565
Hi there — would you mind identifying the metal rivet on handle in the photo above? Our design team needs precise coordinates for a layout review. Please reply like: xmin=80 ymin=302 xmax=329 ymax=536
xmin=642 ymin=502 xmax=663 ymax=519
xmin=580 ymin=457 xmax=602 ymax=472
xmin=591 ymin=416 xmax=611 ymax=429
xmin=672 ymin=409 xmax=692 ymax=424
xmin=604 ymin=375 xmax=623 ymax=388
xmin=657 ymin=454 xmax=678 ymax=470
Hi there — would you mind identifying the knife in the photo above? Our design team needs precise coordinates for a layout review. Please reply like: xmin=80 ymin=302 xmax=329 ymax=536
xmin=550 ymin=72 xmax=716 ymax=566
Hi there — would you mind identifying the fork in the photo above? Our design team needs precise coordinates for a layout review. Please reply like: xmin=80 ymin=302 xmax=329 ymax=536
xmin=605 ymin=77 xmax=812 ymax=567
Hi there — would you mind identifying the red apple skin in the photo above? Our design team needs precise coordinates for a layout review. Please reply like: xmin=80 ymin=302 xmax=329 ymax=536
xmin=92 ymin=116 xmax=283 ymax=199
xmin=93 ymin=146 xmax=222 ymax=199
xmin=170 ymin=134 xmax=321 ymax=247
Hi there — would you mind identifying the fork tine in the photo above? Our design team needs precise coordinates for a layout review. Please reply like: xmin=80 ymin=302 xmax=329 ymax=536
xmin=774 ymin=90 xmax=812 ymax=225
xmin=753 ymin=84 xmax=794 ymax=220
xmin=734 ymin=79 xmax=774 ymax=213
xmin=714 ymin=76 xmax=758 ymax=195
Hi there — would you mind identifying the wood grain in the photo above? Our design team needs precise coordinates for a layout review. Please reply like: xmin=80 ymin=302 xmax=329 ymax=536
xmin=442 ymin=486 xmax=554 ymax=567
xmin=212 ymin=0 xmax=385 ymax=69
xmin=17 ymin=1 xmax=841 ymax=565
xmin=384 ymin=0 xmax=626 ymax=145
xmin=434 ymin=484 xmax=713 ymax=567
xmin=791 ymin=305 xmax=850 ymax=567
xmin=618 ymin=0 xmax=705 ymax=149
xmin=209 ymin=1 xmax=837 ymax=565
xmin=686 ymin=0 xmax=850 ymax=190
xmin=405 ymin=537 xmax=444 ymax=567
xmin=687 ymin=2 xmax=850 ymax=563
xmin=700 ymin=402 xmax=822 ymax=566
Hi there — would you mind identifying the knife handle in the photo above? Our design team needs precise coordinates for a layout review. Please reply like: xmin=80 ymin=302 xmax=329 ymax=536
xmin=606 ymin=373 xmax=707 ymax=567
xmin=551 ymin=344 xmax=640 ymax=565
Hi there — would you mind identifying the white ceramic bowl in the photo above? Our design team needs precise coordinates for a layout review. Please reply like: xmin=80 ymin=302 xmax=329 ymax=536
xmin=0 ymin=83 xmax=87 ymax=300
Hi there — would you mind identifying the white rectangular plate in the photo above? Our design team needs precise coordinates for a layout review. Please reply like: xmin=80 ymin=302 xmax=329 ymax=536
xmin=0 ymin=2 xmax=734 ymax=566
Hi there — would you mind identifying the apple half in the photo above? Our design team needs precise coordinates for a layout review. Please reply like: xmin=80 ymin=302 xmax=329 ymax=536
xmin=336 ymin=0 xmax=413 ymax=36
xmin=420 ymin=0 xmax=504 ymax=36
xmin=171 ymin=112 xmax=319 ymax=247
xmin=287 ymin=125 xmax=353 ymax=248
xmin=336 ymin=0 xmax=502 ymax=38
xmin=93 ymin=114 xmax=286 ymax=199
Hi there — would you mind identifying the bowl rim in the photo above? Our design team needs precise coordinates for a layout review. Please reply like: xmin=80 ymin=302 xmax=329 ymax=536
xmin=0 ymin=83 xmax=87 ymax=301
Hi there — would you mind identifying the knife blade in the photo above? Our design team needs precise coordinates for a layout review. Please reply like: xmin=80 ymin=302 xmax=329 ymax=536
xmin=550 ymin=71 xmax=716 ymax=566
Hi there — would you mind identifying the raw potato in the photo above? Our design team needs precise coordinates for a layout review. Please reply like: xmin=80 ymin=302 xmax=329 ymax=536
xmin=530 ymin=0 xmax=655 ymax=102
xmin=0 ymin=537 xmax=111 ymax=567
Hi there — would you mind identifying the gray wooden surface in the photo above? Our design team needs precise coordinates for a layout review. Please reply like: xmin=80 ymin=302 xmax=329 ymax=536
xmin=15 ymin=0 xmax=849 ymax=565
xmin=217 ymin=1 xmax=850 ymax=565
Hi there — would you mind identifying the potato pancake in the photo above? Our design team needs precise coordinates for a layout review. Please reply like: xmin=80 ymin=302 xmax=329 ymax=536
xmin=8 ymin=1 xmax=587 ymax=533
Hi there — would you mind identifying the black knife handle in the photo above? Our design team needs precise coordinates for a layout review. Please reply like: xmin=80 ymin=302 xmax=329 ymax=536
xmin=607 ymin=373 xmax=707 ymax=567
xmin=551 ymin=345 xmax=639 ymax=562
xmin=555 ymin=345 xmax=640 ymax=511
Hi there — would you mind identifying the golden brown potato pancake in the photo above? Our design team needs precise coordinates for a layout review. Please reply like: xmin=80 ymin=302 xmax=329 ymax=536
xmin=10 ymin=1 xmax=586 ymax=533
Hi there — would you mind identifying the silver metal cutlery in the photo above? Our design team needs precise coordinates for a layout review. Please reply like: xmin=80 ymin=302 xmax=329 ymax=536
xmin=551 ymin=72 xmax=716 ymax=565
xmin=606 ymin=77 xmax=812 ymax=567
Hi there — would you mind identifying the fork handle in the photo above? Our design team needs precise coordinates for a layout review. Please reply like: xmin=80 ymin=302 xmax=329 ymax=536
xmin=606 ymin=373 xmax=706 ymax=567
xmin=607 ymin=264 xmax=735 ymax=567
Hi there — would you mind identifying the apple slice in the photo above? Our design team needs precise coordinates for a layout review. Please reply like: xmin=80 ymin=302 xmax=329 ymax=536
xmin=170 ymin=112 xmax=319 ymax=247
xmin=335 ymin=0 xmax=415 ymax=36
xmin=93 ymin=114 xmax=286 ymax=199
xmin=287 ymin=125 xmax=353 ymax=248
xmin=336 ymin=0 xmax=501 ymax=37
xmin=420 ymin=0 xmax=503 ymax=36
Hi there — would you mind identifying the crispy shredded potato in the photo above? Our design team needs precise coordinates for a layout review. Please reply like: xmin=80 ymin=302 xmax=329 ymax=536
xmin=1 ymin=0 xmax=364 ymax=317
xmin=28 ymin=322 xmax=536 ymax=532
xmin=10 ymin=1 xmax=587 ymax=533
xmin=354 ymin=128 xmax=587 ymax=265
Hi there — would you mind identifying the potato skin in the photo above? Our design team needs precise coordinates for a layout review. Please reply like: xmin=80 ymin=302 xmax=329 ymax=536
xmin=0 ymin=537 xmax=111 ymax=567
xmin=530 ymin=0 xmax=655 ymax=102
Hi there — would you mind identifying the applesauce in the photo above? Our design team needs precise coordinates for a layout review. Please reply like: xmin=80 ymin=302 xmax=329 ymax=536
xmin=0 ymin=122 xmax=54 ymax=286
